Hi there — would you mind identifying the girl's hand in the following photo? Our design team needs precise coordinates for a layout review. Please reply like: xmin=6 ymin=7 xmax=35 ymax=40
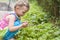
xmin=22 ymin=22 xmax=28 ymax=28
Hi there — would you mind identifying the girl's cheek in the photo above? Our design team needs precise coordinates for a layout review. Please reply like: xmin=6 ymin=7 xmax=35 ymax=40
xmin=20 ymin=13 xmax=24 ymax=16
xmin=21 ymin=13 xmax=23 ymax=15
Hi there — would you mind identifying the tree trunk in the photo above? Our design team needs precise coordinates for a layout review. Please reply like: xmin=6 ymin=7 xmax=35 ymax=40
xmin=53 ymin=0 xmax=59 ymax=18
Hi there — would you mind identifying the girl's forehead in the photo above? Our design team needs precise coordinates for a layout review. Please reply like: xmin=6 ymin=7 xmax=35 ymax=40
xmin=15 ymin=5 xmax=28 ymax=11
xmin=15 ymin=5 xmax=21 ymax=9
xmin=16 ymin=6 xmax=27 ymax=9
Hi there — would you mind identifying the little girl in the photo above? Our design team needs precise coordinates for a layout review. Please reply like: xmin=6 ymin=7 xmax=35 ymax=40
xmin=3 ymin=0 xmax=29 ymax=40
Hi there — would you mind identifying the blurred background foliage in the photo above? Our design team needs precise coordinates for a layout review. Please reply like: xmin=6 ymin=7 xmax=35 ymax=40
xmin=0 ymin=0 xmax=60 ymax=40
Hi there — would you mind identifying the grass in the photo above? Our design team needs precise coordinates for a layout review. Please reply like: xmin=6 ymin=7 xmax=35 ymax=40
xmin=0 ymin=28 xmax=7 ymax=40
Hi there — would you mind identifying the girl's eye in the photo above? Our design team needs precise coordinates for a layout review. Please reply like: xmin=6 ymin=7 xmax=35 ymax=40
xmin=17 ymin=8 xmax=19 ymax=9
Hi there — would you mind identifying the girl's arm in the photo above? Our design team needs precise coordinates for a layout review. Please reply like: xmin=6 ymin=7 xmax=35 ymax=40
xmin=7 ymin=15 xmax=28 ymax=32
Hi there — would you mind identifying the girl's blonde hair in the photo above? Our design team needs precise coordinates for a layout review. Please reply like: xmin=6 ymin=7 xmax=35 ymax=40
xmin=14 ymin=0 xmax=29 ymax=9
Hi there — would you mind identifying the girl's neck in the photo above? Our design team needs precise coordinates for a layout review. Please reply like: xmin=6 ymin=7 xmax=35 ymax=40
xmin=15 ymin=13 xmax=20 ymax=17
xmin=15 ymin=13 xmax=21 ymax=20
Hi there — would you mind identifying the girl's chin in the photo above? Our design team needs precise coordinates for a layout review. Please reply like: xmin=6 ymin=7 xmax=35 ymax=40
xmin=21 ymin=14 xmax=24 ymax=16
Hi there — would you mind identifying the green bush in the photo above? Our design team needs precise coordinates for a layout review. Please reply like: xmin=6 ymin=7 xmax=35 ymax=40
xmin=15 ymin=23 xmax=60 ymax=40
xmin=14 ymin=0 xmax=60 ymax=40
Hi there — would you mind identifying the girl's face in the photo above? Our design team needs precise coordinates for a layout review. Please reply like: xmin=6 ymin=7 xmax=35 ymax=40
xmin=15 ymin=6 xmax=28 ymax=17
